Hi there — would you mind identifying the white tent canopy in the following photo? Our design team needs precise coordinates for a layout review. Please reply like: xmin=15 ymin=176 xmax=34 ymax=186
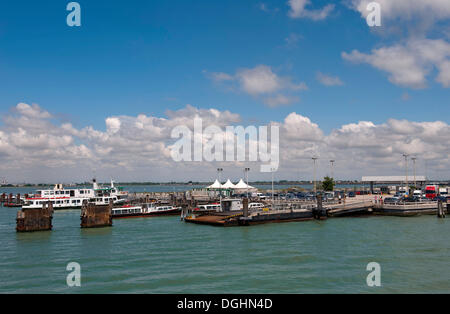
xmin=234 ymin=178 xmax=255 ymax=189
xmin=207 ymin=179 xmax=222 ymax=189
xmin=222 ymin=179 xmax=237 ymax=189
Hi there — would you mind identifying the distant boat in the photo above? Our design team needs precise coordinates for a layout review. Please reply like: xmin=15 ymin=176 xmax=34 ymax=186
xmin=22 ymin=179 xmax=128 ymax=210
xmin=112 ymin=203 xmax=181 ymax=218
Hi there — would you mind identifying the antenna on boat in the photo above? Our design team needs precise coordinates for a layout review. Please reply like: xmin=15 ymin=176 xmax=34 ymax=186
xmin=92 ymin=174 xmax=99 ymax=190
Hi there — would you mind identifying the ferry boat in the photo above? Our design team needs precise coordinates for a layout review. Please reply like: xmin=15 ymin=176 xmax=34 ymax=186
xmin=112 ymin=203 xmax=182 ymax=218
xmin=22 ymin=179 xmax=128 ymax=210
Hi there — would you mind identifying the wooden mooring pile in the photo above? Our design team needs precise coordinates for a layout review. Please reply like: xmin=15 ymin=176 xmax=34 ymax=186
xmin=80 ymin=201 xmax=113 ymax=228
xmin=16 ymin=202 xmax=53 ymax=232
xmin=2 ymin=193 xmax=25 ymax=207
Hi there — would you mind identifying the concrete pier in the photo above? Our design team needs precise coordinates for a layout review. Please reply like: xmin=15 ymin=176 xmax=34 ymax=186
xmin=16 ymin=202 xmax=53 ymax=232
xmin=80 ymin=201 xmax=113 ymax=228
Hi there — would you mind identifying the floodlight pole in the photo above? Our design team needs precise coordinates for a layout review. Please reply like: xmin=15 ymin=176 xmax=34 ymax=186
xmin=217 ymin=168 xmax=223 ymax=205
xmin=312 ymin=157 xmax=318 ymax=194
xmin=403 ymin=154 xmax=409 ymax=196
xmin=244 ymin=168 xmax=250 ymax=199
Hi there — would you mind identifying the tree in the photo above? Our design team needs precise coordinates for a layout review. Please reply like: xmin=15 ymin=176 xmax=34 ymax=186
xmin=322 ymin=176 xmax=335 ymax=192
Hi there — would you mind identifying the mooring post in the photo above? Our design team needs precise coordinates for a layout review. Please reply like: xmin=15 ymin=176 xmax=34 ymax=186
xmin=437 ymin=200 xmax=445 ymax=218
xmin=80 ymin=200 xmax=113 ymax=228
xmin=243 ymin=198 xmax=249 ymax=218
xmin=16 ymin=201 xmax=53 ymax=232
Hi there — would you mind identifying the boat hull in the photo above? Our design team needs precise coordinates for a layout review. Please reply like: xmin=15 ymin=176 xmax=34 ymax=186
xmin=113 ymin=208 xmax=181 ymax=219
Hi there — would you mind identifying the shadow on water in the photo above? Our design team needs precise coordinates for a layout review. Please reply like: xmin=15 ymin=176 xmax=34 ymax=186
xmin=15 ymin=230 xmax=52 ymax=243
xmin=80 ymin=226 xmax=113 ymax=237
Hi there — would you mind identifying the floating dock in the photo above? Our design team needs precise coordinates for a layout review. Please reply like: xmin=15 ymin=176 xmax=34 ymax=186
xmin=373 ymin=202 xmax=439 ymax=217
xmin=239 ymin=209 xmax=313 ymax=226
xmin=326 ymin=200 xmax=374 ymax=217
xmin=184 ymin=212 xmax=242 ymax=227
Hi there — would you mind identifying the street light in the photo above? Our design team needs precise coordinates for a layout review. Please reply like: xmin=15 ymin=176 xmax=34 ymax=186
xmin=271 ymin=167 xmax=276 ymax=209
xmin=217 ymin=168 xmax=223 ymax=204
xmin=403 ymin=154 xmax=409 ymax=196
xmin=312 ymin=157 xmax=318 ymax=194
xmin=411 ymin=157 xmax=417 ymax=189
xmin=330 ymin=160 xmax=335 ymax=192
xmin=330 ymin=160 xmax=335 ymax=179
xmin=244 ymin=167 xmax=250 ymax=199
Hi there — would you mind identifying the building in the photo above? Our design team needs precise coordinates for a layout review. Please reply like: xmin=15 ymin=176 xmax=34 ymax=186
xmin=361 ymin=176 xmax=427 ymax=194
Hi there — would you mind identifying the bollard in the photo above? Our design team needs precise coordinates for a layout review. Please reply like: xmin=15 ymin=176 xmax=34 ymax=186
xmin=243 ymin=198 xmax=249 ymax=218
xmin=437 ymin=200 xmax=445 ymax=218
xmin=314 ymin=194 xmax=328 ymax=220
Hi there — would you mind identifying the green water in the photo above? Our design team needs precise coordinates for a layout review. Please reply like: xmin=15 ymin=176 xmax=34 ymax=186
xmin=0 ymin=205 xmax=449 ymax=293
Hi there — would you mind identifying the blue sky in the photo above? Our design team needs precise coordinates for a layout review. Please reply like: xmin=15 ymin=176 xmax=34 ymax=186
xmin=0 ymin=0 xmax=449 ymax=182
xmin=0 ymin=0 xmax=448 ymax=132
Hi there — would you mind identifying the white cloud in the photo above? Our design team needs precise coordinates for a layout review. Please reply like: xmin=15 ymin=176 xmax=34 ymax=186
xmin=235 ymin=65 xmax=307 ymax=95
xmin=288 ymin=0 xmax=334 ymax=20
xmin=1 ymin=103 xmax=449 ymax=182
xmin=207 ymin=65 xmax=307 ymax=107
xmin=15 ymin=103 xmax=51 ymax=119
xmin=264 ymin=95 xmax=300 ymax=108
xmin=342 ymin=38 xmax=450 ymax=89
xmin=349 ymin=0 xmax=450 ymax=24
xmin=316 ymin=72 xmax=344 ymax=86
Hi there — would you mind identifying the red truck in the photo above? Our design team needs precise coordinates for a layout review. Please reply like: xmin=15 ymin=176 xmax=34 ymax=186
xmin=425 ymin=185 xmax=438 ymax=199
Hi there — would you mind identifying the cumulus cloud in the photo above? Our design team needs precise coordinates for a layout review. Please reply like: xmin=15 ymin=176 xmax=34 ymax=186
xmin=316 ymin=72 xmax=344 ymax=86
xmin=344 ymin=1 xmax=450 ymax=89
xmin=349 ymin=0 xmax=450 ymax=27
xmin=288 ymin=0 xmax=334 ymax=20
xmin=264 ymin=95 xmax=300 ymax=108
xmin=207 ymin=65 xmax=307 ymax=107
xmin=342 ymin=38 xmax=450 ymax=89
xmin=1 ymin=103 xmax=449 ymax=182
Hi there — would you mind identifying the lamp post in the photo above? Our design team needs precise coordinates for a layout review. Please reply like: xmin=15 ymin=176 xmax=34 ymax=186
xmin=330 ymin=160 xmax=335 ymax=192
xmin=403 ymin=154 xmax=409 ymax=196
xmin=217 ymin=168 xmax=223 ymax=204
xmin=411 ymin=157 xmax=417 ymax=189
xmin=271 ymin=167 xmax=275 ymax=209
xmin=244 ymin=168 xmax=250 ymax=199
xmin=312 ymin=157 xmax=318 ymax=194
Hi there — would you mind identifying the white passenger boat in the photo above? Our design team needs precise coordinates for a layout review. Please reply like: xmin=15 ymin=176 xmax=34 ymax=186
xmin=112 ymin=203 xmax=182 ymax=218
xmin=22 ymin=179 xmax=128 ymax=210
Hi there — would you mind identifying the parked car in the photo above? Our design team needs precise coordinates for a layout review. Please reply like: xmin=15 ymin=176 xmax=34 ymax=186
xmin=384 ymin=197 xmax=400 ymax=204
xmin=348 ymin=192 xmax=356 ymax=198
xmin=433 ymin=196 xmax=448 ymax=202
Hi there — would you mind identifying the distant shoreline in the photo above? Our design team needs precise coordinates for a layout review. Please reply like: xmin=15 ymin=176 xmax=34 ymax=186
xmin=1 ymin=180 xmax=448 ymax=188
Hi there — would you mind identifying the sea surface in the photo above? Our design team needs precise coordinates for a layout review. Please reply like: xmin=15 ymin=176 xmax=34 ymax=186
xmin=0 ymin=185 xmax=449 ymax=294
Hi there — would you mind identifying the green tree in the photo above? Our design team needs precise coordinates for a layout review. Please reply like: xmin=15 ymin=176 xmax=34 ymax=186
xmin=322 ymin=176 xmax=335 ymax=192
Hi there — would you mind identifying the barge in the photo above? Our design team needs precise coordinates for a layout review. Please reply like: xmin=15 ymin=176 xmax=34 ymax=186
xmin=373 ymin=202 xmax=439 ymax=217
